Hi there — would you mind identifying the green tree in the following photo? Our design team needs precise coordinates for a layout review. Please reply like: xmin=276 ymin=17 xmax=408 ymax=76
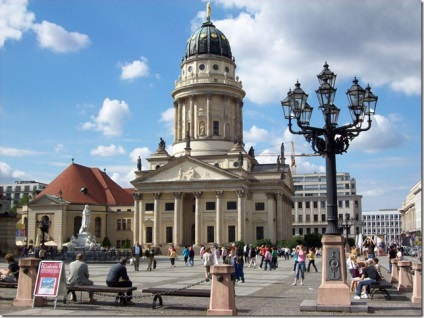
xmin=122 ymin=239 xmax=132 ymax=249
xmin=303 ymin=232 xmax=323 ymax=249
xmin=10 ymin=195 xmax=30 ymax=214
xmin=101 ymin=236 xmax=112 ymax=248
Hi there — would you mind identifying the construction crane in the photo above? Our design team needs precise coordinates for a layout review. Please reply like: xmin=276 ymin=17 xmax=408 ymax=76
xmin=256 ymin=141 xmax=321 ymax=174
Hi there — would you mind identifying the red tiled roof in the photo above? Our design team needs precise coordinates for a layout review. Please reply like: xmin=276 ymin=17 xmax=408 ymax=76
xmin=36 ymin=163 xmax=134 ymax=205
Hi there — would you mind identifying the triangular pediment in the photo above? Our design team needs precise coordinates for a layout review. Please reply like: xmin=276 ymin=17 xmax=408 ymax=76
xmin=132 ymin=157 xmax=243 ymax=184
xmin=30 ymin=194 xmax=70 ymax=206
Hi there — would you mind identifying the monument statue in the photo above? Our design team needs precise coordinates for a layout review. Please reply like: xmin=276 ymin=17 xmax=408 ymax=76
xmin=137 ymin=156 xmax=141 ymax=171
xmin=159 ymin=137 xmax=166 ymax=149
xmin=185 ymin=131 xmax=191 ymax=148
xmin=206 ymin=2 xmax=211 ymax=21
xmin=79 ymin=204 xmax=91 ymax=234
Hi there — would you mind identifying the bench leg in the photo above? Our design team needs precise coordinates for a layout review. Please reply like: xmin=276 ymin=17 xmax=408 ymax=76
xmin=152 ymin=294 xmax=163 ymax=309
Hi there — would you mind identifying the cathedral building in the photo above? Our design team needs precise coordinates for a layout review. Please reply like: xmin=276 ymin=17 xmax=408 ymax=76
xmin=130 ymin=12 xmax=294 ymax=247
xmin=20 ymin=8 xmax=293 ymax=251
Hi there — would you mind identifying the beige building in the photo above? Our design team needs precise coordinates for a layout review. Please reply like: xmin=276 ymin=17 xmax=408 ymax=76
xmin=292 ymin=172 xmax=362 ymax=237
xmin=399 ymin=180 xmax=422 ymax=246
xmin=130 ymin=15 xmax=293 ymax=247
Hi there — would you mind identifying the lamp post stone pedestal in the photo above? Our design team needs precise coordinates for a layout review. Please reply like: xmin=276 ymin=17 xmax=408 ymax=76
xmin=317 ymin=235 xmax=350 ymax=306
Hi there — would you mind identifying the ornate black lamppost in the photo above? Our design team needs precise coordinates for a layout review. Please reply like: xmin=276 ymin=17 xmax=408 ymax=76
xmin=37 ymin=215 xmax=51 ymax=249
xmin=281 ymin=62 xmax=378 ymax=306
xmin=339 ymin=213 xmax=355 ymax=252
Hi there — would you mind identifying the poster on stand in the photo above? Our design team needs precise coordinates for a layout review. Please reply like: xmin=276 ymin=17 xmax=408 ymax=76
xmin=33 ymin=261 xmax=67 ymax=308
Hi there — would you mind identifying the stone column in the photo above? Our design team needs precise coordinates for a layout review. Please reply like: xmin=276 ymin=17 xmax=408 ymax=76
xmin=133 ymin=193 xmax=142 ymax=243
xmin=397 ymin=260 xmax=413 ymax=292
xmin=13 ymin=258 xmax=44 ymax=307
xmin=215 ymin=191 xmax=223 ymax=245
xmin=174 ymin=101 xmax=178 ymax=142
xmin=276 ymin=193 xmax=283 ymax=241
xmin=391 ymin=258 xmax=399 ymax=283
xmin=189 ymin=95 xmax=194 ymax=138
xmin=173 ymin=192 xmax=182 ymax=246
xmin=207 ymin=264 xmax=237 ymax=316
xmin=411 ymin=262 xmax=422 ymax=304
xmin=206 ymin=94 xmax=212 ymax=137
xmin=153 ymin=193 xmax=162 ymax=246
xmin=236 ymin=190 xmax=245 ymax=241
xmin=266 ymin=192 xmax=275 ymax=242
xmin=194 ymin=191 xmax=203 ymax=246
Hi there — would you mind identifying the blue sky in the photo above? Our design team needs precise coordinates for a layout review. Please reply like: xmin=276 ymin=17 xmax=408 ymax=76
xmin=0 ymin=0 xmax=421 ymax=212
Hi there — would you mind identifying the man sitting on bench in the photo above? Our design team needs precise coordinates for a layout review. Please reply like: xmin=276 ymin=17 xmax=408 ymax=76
xmin=0 ymin=254 xmax=19 ymax=283
xmin=106 ymin=257 xmax=134 ymax=305
xmin=67 ymin=253 xmax=96 ymax=303
xmin=353 ymin=259 xmax=381 ymax=300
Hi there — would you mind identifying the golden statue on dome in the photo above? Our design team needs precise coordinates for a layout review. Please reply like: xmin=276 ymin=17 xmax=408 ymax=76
xmin=206 ymin=2 xmax=211 ymax=21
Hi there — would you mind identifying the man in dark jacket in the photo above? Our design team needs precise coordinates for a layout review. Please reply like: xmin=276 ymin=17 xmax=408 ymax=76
xmin=353 ymin=260 xmax=381 ymax=300
xmin=106 ymin=257 xmax=133 ymax=304
xmin=387 ymin=245 xmax=397 ymax=273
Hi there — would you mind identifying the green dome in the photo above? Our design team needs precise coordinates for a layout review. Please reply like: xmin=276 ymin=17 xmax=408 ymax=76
xmin=185 ymin=21 xmax=232 ymax=59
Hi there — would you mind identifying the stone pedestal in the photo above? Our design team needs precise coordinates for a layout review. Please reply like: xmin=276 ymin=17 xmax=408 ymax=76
xmin=77 ymin=233 xmax=88 ymax=248
xmin=390 ymin=259 xmax=399 ymax=283
xmin=397 ymin=260 xmax=413 ymax=292
xmin=207 ymin=264 xmax=237 ymax=316
xmin=13 ymin=258 xmax=45 ymax=307
xmin=317 ymin=235 xmax=350 ymax=306
xmin=411 ymin=262 xmax=422 ymax=304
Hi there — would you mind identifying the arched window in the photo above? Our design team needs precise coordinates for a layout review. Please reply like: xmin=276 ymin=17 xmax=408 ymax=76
xmin=74 ymin=216 xmax=82 ymax=236
xmin=95 ymin=217 xmax=101 ymax=237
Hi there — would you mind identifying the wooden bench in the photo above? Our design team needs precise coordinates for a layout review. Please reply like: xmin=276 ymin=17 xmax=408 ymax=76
xmin=66 ymin=285 xmax=137 ymax=306
xmin=370 ymin=279 xmax=392 ymax=300
xmin=0 ymin=282 xmax=18 ymax=288
xmin=142 ymin=287 xmax=210 ymax=309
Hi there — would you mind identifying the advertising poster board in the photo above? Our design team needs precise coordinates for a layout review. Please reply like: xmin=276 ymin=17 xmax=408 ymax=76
xmin=33 ymin=261 xmax=67 ymax=309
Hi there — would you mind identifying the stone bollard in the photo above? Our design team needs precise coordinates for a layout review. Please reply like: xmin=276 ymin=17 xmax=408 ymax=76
xmin=207 ymin=264 xmax=237 ymax=316
xmin=397 ymin=260 xmax=413 ymax=292
xmin=13 ymin=257 xmax=45 ymax=307
xmin=390 ymin=259 xmax=399 ymax=283
xmin=411 ymin=262 xmax=422 ymax=304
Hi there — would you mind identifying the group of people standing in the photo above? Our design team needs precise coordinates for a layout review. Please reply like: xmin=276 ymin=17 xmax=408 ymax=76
xmin=131 ymin=241 xmax=156 ymax=271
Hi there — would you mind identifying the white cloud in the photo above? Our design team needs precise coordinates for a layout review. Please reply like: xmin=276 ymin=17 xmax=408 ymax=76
xmin=54 ymin=144 xmax=67 ymax=154
xmin=32 ymin=20 xmax=90 ymax=53
xmin=0 ymin=147 xmax=39 ymax=156
xmin=82 ymin=98 xmax=131 ymax=137
xmin=119 ymin=57 xmax=149 ymax=80
xmin=0 ymin=0 xmax=35 ymax=47
xmin=348 ymin=114 xmax=411 ymax=153
xmin=211 ymin=0 xmax=420 ymax=103
xmin=159 ymin=108 xmax=175 ymax=136
xmin=90 ymin=144 xmax=126 ymax=157
xmin=0 ymin=161 xmax=28 ymax=179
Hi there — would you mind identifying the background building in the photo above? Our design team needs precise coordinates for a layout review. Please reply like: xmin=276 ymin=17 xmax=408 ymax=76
xmin=292 ymin=172 xmax=362 ymax=237
xmin=399 ymin=180 xmax=422 ymax=247
xmin=0 ymin=181 xmax=47 ymax=208
xmin=362 ymin=209 xmax=401 ymax=247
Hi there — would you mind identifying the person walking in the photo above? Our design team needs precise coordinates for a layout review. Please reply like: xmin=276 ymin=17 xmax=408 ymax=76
xmin=221 ymin=246 xmax=228 ymax=263
xmin=131 ymin=241 xmax=142 ymax=271
xmin=248 ymin=245 xmax=257 ymax=268
xmin=306 ymin=247 xmax=318 ymax=272
xmin=169 ymin=247 xmax=177 ymax=267
xmin=264 ymin=248 xmax=272 ymax=270
xmin=271 ymin=247 xmax=278 ymax=269
xmin=203 ymin=247 xmax=214 ymax=281
xmin=106 ymin=257 xmax=134 ymax=304
xmin=188 ymin=246 xmax=195 ymax=266
xmin=292 ymin=245 xmax=306 ymax=286
xmin=182 ymin=246 xmax=189 ymax=266
xmin=213 ymin=246 xmax=221 ymax=265
xmin=145 ymin=244 xmax=155 ymax=271
xmin=67 ymin=253 xmax=96 ymax=303
xmin=235 ymin=252 xmax=245 ymax=283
